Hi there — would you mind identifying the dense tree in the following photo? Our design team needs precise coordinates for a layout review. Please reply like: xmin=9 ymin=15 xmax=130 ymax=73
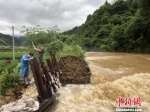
xmin=62 ymin=0 xmax=150 ymax=53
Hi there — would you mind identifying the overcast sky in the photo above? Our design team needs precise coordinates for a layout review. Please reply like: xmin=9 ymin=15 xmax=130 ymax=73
xmin=0 ymin=0 xmax=113 ymax=35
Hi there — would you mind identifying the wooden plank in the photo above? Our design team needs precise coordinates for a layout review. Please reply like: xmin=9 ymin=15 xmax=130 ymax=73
xmin=36 ymin=95 xmax=56 ymax=112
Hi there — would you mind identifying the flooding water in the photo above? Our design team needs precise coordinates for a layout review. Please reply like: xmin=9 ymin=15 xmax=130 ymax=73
xmin=53 ymin=52 xmax=150 ymax=112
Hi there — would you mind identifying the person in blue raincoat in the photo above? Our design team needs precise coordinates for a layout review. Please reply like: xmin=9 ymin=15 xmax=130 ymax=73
xmin=19 ymin=52 xmax=34 ymax=85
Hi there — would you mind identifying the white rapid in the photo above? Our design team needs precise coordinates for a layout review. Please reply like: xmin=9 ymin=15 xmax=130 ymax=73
xmin=53 ymin=52 xmax=150 ymax=112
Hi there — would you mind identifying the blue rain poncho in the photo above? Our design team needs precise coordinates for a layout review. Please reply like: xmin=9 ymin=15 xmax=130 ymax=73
xmin=19 ymin=54 xmax=31 ymax=77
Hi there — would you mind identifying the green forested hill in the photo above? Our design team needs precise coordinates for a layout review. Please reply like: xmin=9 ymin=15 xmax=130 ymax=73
xmin=63 ymin=0 xmax=150 ymax=53
xmin=0 ymin=33 xmax=22 ymax=46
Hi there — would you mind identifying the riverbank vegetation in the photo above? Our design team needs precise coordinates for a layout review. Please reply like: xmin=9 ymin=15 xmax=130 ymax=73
xmin=63 ymin=0 xmax=150 ymax=53
xmin=0 ymin=53 xmax=22 ymax=95
xmin=21 ymin=25 xmax=85 ymax=59
xmin=0 ymin=65 xmax=20 ymax=95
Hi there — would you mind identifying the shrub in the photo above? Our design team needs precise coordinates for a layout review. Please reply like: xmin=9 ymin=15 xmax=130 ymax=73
xmin=0 ymin=60 xmax=5 ymax=73
xmin=100 ymin=44 xmax=111 ymax=51
xmin=46 ymin=40 xmax=64 ymax=54
xmin=0 ymin=64 xmax=20 ymax=95
xmin=0 ymin=60 xmax=5 ymax=67
xmin=6 ymin=60 xmax=19 ymax=73
xmin=61 ymin=45 xmax=85 ymax=59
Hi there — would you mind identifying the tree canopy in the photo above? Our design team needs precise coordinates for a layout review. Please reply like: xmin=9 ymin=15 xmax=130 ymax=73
xmin=63 ymin=0 xmax=150 ymax=53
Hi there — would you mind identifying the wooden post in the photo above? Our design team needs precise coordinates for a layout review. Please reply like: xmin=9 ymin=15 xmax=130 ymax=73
xmin=12 ymin=26 xmax=15 ymax=60
xmin=50 ymin=53 xmax=61 ymax=78
xmin=30 ymin=58 xmax=51 ymax=102
xmin=46 ymin=58 xmax=55 ymax=80
xmin=30 ymin=58 xmax=58 ymax=112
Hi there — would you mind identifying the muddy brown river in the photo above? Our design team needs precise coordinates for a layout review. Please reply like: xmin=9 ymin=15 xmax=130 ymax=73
xmin=53 ymin=52 xmax=150 ymax=112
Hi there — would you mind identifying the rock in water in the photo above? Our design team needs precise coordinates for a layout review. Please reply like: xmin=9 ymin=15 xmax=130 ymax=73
xmin=58 ymin=56 xmax=91 ymax=85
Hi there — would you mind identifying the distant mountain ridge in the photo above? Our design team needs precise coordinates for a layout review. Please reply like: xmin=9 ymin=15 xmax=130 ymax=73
xmin=0 ymin=33 xmax=25 ymax=46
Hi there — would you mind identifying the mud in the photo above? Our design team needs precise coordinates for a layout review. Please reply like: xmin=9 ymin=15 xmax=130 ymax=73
xmin=58 ymin=55 xmax=91 ymax=84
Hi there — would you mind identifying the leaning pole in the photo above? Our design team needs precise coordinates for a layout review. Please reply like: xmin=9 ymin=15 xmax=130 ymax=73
xmin=12 ymin=26 xmax=15 ymax=60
